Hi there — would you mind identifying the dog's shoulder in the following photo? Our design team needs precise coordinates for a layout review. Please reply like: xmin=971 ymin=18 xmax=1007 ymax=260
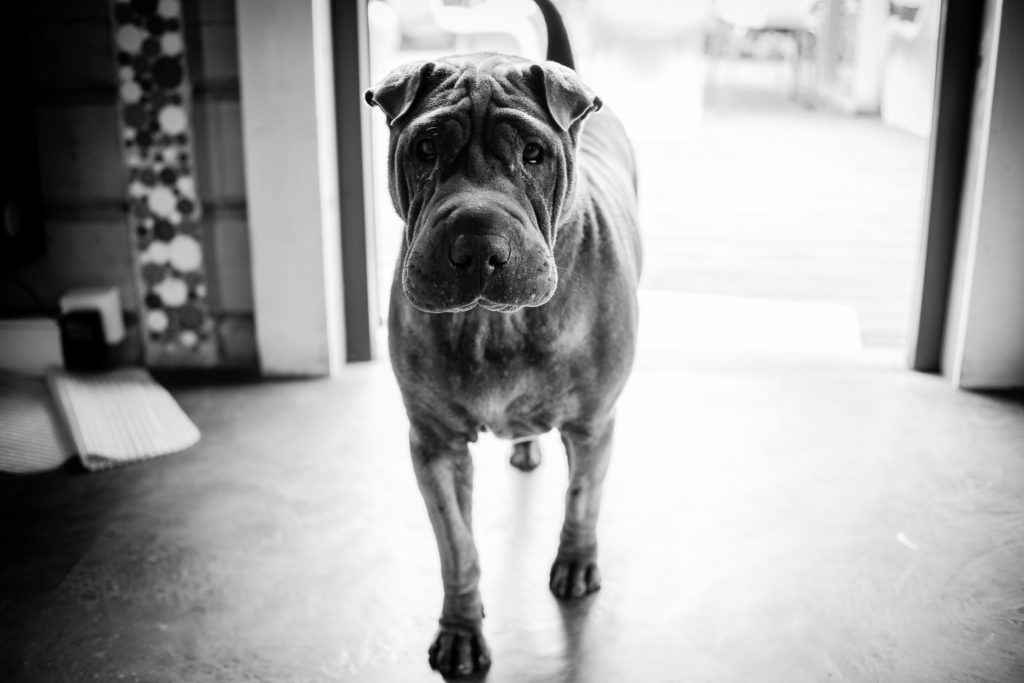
xmin=579 ymin=108 xmax=635 ymax=181
xmin=575 ymin=107 xmax=641 ymax=280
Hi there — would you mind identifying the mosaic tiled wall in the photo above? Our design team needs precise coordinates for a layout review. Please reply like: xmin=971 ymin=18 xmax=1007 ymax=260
xmin=111 ymin=0 xmax=216 ymax=366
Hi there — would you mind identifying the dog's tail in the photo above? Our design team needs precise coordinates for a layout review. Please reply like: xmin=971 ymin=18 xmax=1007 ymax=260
xmin=533 ymin=0 xmax=575 ymax=70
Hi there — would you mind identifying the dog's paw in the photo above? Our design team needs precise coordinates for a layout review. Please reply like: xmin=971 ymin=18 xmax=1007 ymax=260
xmin=549 ymin=555 xmax=602 ymax=600
xmin=428 ymin=624 xmax=491 ymax=679
xmin=509 ymin=439 xmax=542 ymax=472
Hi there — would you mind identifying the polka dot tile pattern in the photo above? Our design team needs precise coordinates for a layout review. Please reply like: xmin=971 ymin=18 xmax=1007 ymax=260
xmin=111 ymin=0 xmax=215 ymax=363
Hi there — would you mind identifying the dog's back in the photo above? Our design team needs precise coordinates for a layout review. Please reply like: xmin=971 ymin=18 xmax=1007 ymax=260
xmin=534 ymin=0 xmax=642 ymax=281
xmin=577 ymin=107 xmax=642 ymax=280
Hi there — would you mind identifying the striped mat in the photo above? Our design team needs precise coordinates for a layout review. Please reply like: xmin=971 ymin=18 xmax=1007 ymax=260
xmin=46 ymin=368 xmax=200 ymax=472
xmin=0 ymin=373 xmax=73 ymax=474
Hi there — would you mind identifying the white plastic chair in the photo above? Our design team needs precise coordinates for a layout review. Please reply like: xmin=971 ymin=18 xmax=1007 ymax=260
xmin=427 ymin=0 xmax=543 ymax=60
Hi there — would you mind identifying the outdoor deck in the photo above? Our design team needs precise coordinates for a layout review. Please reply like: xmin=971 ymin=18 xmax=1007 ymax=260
xmin=632 ymin=78 xmax=929 ymax=348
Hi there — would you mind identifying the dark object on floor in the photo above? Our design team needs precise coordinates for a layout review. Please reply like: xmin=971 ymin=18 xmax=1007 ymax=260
xmin=58 ymin=310 xmax=109 ymax=372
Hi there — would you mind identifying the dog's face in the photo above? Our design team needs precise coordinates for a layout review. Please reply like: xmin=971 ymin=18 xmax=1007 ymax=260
xmin=366 ymin=55 xmax=601 ymax=313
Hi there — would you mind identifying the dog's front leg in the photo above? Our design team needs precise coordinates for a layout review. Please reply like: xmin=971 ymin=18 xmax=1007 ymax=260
xmin=410 ymin=424 xmax=491 ymax=678
xmin=550 ymin=417 xmax=615 ymax=600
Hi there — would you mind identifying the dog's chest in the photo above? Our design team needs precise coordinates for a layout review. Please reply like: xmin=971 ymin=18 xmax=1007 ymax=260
xmin=442 ymin=313 xmax=578 ymax=438
xmin=468 ymin=372 xmax=572 ymax=439
xmin=458 ymin=380 xmax=570 ymax=443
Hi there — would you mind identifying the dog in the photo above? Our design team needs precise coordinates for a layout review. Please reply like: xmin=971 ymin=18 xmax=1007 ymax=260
xmin=365 ymin=0 xmax=640 ymax=676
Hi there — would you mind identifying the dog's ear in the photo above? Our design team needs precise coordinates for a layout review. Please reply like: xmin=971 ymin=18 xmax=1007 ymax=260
xmin=365 ymin=61 xmax=436 ymax=127
xmin=531 ymin=62 xmax=602 ymax=132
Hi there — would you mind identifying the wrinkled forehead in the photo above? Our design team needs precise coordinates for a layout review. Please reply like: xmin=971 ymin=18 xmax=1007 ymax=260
xmin=408 ymin=55 xmax=551 ymax=132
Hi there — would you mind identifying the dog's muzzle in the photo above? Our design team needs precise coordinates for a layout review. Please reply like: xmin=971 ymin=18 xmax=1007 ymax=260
xmin=403 ymin=195 xmax=558 ymax=314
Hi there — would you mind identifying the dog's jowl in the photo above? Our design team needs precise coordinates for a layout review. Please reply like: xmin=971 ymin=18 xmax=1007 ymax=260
xmin=365 ymin=0 xmax=640 ymax=676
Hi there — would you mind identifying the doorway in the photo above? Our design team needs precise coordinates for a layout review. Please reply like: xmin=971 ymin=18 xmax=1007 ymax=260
xmin=364 ymin=0 xmax=938 ymax=356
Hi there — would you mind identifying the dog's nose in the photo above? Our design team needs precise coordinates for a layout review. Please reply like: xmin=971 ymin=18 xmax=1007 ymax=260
xmin=449 ymin=233 xmax=511 ymax=275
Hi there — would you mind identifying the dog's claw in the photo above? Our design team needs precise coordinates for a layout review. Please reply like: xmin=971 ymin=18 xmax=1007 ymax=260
xmin=428 ymin=625 xmax=491 ymax=679
xmin=509 ymin=439 xmax=542 ymax=472
xmin=549 ymin=556 xmax=601 ymax=600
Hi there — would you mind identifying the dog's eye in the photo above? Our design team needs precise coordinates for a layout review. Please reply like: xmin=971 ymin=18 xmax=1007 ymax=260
xmin=523 ymin=142 xmax=544 ymax=165
xmin=416 ymin=138 xmax=437 ymax=162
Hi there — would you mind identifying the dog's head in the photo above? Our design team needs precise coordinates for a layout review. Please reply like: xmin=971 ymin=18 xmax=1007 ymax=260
xmin=366 ymin=54 xmax=601 ymax=314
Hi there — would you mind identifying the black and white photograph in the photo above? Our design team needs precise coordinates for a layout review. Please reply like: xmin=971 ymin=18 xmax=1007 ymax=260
xmin=1 ymin=0 xmax=1023 ymax=681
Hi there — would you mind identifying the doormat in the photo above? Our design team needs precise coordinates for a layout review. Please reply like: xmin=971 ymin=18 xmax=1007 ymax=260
xmin=46 ymin=368 xmax=200 ymax=472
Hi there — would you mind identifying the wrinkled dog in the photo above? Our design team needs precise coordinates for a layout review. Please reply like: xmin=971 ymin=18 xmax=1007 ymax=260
xmin=366 ymin=0 xmax=640 ymax=676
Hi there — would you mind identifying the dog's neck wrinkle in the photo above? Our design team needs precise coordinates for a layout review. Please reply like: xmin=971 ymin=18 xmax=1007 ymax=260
xmin=446 ymin=309 xmax=532 ymax=369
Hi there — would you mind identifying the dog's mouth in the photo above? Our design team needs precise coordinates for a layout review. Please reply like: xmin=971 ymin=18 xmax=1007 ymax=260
xmin=478 ymin=299 xmax=529 ymax=313
xmin=422 ymin=299 xmax=525 ymax=314
xmin=402 ymin=286 xmax=555 ymax=315
xmin=401 ymin=257 xmax=559 ymax=312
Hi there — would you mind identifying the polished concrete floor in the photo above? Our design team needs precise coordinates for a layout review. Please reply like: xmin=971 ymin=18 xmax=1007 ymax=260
xmin=3 ymin=350 xmax=1024 ymax=682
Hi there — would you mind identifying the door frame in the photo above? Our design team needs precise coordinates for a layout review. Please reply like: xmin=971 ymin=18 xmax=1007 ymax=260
xmin=331 ymin=0 xmax=378 ymax=363
xmin=241 ymin=0 xmax=1012 ymax=378
xmin=907 ymin=0 xmax=986 ymax=373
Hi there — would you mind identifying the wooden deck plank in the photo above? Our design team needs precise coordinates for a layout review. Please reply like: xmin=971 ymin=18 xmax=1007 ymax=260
xmin=630 ymin=101 xmax=929 ymax=348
